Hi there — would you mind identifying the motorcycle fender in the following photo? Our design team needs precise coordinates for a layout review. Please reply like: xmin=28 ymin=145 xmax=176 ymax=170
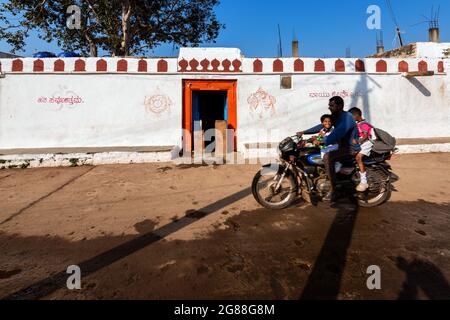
xmin=261 ymin=163 xmax=285 ymax=175
xmin=375 ymin=162 xmax=392 ymax=171
xmin=260 ymin=163 xmax=299 ymax=191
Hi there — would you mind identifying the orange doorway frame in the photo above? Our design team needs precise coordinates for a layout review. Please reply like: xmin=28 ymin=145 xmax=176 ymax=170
xmin=182 ymin=80 xmax=237 ymax=153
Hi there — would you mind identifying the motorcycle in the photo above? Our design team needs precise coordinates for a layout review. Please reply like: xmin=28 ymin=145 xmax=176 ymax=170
xmin=252 ymin=135 xmax=396 ymax=209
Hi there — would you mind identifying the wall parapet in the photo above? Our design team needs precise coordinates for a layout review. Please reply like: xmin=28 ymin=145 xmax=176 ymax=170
xmin=0 ymin=57 xmax=179 ymax=74
xmin=241 ymin=58 xmax=446 ymax=74
xmin=0 ymin=57 xmax=446 ymax=75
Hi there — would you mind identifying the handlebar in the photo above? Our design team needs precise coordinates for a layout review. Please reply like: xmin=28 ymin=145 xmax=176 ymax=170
xmin=290 ymin=135 xmax=303 ymax=144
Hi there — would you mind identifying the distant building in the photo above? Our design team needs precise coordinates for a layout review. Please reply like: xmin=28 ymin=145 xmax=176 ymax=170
xmin=0 ymin=51 xmax=21 ymax=58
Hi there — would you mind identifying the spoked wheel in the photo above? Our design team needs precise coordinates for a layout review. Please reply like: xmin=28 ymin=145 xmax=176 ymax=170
xmin=252 ymin=166 xmax=297 ymax=210
xmin=356 ymin=168 xmax=392 ymax=208
xmin=357 ymin=183 xmax=391 ymax=208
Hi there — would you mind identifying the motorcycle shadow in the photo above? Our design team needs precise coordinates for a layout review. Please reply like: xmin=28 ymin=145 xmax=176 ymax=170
xmin=289 ymin=192 xmax=359 ymax=212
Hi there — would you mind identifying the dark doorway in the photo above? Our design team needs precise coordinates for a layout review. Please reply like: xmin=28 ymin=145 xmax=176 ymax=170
xmin=192 ymin=90 xmax=228 ymax=151
xmin=183 ymin=80 xmax=237 ymax=153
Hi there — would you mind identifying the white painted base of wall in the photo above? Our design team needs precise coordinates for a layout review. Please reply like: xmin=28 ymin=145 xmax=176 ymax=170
xmin=0 ymin=151 xmax=175 ymax=169
xmin=1 ymin=143 xmax=449 ymax=169
xmin=396 ymin=143 xmax=450 ymax=154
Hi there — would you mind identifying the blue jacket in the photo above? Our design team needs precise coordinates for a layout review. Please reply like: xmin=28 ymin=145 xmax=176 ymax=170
xmin=304 ymin=111 xmax=359 ymax=150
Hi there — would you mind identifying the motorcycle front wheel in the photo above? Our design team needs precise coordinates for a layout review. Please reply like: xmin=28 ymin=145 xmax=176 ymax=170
xmin=252 ymin=166 xmax=298 ymax=210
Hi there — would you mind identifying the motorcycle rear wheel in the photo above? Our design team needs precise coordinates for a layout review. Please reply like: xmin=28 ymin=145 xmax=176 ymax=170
xmin=357 ymin=182 xmax=392 ymax=208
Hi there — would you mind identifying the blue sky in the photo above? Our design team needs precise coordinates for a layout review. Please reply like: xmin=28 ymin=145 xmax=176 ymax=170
xmin=0 ymin=0 xmax=448 ymax=57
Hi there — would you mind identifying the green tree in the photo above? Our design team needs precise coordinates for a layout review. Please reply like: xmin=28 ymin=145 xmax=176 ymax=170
xmin=0 ymin=0 xmax=223 ymax=57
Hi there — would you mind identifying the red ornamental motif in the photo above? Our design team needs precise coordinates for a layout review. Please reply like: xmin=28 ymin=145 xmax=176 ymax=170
xmin=247 ymin=87 xmax=276 ymax=115
xmin=145 ymin=94 xmax=173 ymax=115
xmin=179 ymin=59 xmax=189 ymax=72
xmin=178 ymin=58 xmax=241 ymax=72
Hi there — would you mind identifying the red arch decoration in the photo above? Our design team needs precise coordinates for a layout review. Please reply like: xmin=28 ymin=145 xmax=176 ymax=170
xmin=157 ymin=59 xmax=168 ymax=72
xmin=96 ymin=59 xmax=107 ymax=71
xmin=74 ymin=59 xmax=85 ymax=72
xmin=273 ymin=59 xmax=283 ymax=72
xmin=294 ymin=59 xmax=304 ymax=72
xmin=355 ymin=59 xmax=365 ymax=72
xmin=138 ymin=59 xmax=147 ymax=72
xmin=12 ymin=59 xmax=23 ymax=72
xmin=438 ymin=61 xmax=444 ymax=73
xmin=33 ymin=59 xmax=44 ymax=72
xmin=398 ymin=61 xmax=409 ymax=72
xmin=54 ymin=59 xmax=65 ymax=72
xmin=376 ymin=60 xmax=387 ymax=72
xmin=314 ymin=59 xmax=325 ymax=72
xmin=117 ymin=59 xmax=128 ymax=72
xmin=335 ymin=59 xmax=345 ymax=72
xmin=253 ymin=59 xmax=263 ymax=72
xmin=418 ymin=61 xmax=428 ymax=72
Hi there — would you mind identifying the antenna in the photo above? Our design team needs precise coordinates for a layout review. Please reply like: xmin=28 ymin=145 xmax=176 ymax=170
xmin=292 ymin=28 xmax=299 ymax=57
xmin=293 ymin=28 xmax=298 ymax=42
xmin=412 ymin=6 xmax=440 ymax=28
xmin=430 ymin=5 xmax=440 ymax=29
xmin=376 ymin=31 xmax=385 ymax=54
xmin=376 ymin=31 xmax=384 ymax=47
xmin=396 ymin=27 xmax=404 ymax=47
xmin=277 ymin=24 xmax=283 ymax=57
xmin=410 ymin=5 xmax=440 ymax=42
xmin=385 ymin=0 xmax=404 ymax=47
xmin=171 ymin=43 xmax=177 ymax=57
xmin=429 ymin=5 xmax=440 ymax=28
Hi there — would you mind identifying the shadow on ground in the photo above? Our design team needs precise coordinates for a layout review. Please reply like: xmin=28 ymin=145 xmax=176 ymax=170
xmin=1 ymin=199 xmax=449 ymax=300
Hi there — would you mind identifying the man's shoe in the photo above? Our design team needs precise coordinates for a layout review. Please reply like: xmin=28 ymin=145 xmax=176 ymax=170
xmin=323 ymin=192 xmax=338 ymax=203
xmin=356 ymin=183 xmax=369 ymax=192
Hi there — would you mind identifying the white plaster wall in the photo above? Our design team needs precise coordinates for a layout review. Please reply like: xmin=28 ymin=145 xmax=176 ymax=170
xmin=0 ymin=67 xmax=449 ymax=152
xmin=0 ymin=74 xmax=183 ymax=148
xmin=416 ymin=42 xmax=450 ymax=59
xmin=179 ymin=48 xmax=243 ymax=61
xmin=236 ymin=73 xmax=450 ymax=148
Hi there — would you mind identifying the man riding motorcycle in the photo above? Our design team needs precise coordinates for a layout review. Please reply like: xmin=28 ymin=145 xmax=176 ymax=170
xmin=298 ymin=96 xmax=359 ymax=204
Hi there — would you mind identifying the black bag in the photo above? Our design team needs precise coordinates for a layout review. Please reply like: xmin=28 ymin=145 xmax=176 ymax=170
xmin=372 ymin=128 xmax=397 ymax=154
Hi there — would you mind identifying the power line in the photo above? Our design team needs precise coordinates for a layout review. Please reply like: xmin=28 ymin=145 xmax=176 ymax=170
xmin=386 ymin=0 xmax=399 ymax=27
xmin=277 ymin=24 xmax=283 ymax=57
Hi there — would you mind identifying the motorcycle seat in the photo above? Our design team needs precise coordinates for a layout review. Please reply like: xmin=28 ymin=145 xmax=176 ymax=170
xmin=363 ymin=152 xmax=391 ymax=165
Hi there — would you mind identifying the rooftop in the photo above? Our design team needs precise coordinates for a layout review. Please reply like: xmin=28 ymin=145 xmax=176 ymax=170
xmin=368 ymin=42 xmax=450 ymax=59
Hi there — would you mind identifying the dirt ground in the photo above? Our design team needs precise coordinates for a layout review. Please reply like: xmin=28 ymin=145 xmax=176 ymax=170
xmin=0 ymin=153 xmax=449 ymax=300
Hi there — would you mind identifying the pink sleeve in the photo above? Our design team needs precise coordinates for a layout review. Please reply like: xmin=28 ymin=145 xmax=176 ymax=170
xmin=360 ymin=123 xmax=372 ymax=134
